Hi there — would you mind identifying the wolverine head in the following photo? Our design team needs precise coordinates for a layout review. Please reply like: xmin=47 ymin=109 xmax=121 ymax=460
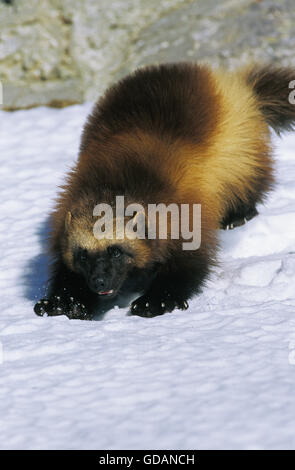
xmin=61 ymin=209 xmax=159 ymax=298
xmin=73 ymin=243 xmax=136 ymax=297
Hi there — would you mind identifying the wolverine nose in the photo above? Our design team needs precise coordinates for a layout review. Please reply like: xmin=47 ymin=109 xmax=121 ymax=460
xmin=91 ymin=277 xmax=105 ymax=290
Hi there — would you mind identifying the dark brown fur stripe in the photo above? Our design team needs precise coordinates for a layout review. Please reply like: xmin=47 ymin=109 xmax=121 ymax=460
xmin=80 ymin=62 xmax=219 ymax=149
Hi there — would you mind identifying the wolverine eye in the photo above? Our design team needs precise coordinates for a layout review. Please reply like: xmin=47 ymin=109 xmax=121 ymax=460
xmin=78 ymin=248 xmax=88 ymax=263
xmin=108 ymin=246 xmax=122 ymax=258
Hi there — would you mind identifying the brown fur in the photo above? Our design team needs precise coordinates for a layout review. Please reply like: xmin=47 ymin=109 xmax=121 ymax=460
xmin=53 ymin=63 xmax=274 ymax=258
xmin=36 ymin=62 xmax=295 ymax=319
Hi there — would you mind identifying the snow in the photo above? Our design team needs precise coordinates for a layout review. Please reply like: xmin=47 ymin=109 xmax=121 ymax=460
xmin=0 ymin=104 xmax=295 ymax=450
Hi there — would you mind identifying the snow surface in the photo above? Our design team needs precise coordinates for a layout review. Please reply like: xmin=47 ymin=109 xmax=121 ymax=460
xmin=0 ymin=104 xmax=295 ymax=450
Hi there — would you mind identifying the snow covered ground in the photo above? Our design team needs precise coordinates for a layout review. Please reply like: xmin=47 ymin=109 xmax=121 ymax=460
xmin=0 ymin=103 xmax=295 ymax=450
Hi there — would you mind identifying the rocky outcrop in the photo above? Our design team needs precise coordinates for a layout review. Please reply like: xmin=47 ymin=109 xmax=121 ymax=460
xmin=0 ymin=0 xmax=294 ymax=110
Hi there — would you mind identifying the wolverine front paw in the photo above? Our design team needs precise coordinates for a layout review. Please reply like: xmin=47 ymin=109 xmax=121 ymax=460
xmin=34 ymin=295 xmax=92 ymax=320
xmin=130 ymin=292 xmax=189 ymax=318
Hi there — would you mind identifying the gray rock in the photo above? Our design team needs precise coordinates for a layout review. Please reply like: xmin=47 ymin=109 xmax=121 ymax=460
xmin=122 ymin=0 xmax=295 ymax=74
xmin=0 ymin=0 xmax=295 ymax=110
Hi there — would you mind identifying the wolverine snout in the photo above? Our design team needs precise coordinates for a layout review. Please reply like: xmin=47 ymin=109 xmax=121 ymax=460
xmin=89 ymin=276 xmax=105 ymax=292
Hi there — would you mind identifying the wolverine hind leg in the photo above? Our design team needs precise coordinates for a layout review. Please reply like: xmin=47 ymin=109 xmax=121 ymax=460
xmin=220 ymin=201 xmax=258 ymax=230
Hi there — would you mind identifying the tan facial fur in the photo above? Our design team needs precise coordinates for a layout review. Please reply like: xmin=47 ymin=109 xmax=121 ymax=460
xmin=62 ymin=211 xmax=153 ymax=270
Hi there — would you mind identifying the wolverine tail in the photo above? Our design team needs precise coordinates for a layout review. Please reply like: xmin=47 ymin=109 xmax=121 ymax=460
xmin=243 ymin=65 xmax=295 ymax=134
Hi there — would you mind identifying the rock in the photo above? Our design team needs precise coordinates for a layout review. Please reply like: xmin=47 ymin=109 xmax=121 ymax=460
xmin=0 ymin=0 xmax=82 ymax=109
xmin=121 ymin=0 xmax=295 ymax=75
xmin=0 ymin=0 xmax=295 ymax=110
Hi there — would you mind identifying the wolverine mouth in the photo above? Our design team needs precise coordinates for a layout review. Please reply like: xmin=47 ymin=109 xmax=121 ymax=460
xmin=98 ymin=289 xmax=114 ymax=296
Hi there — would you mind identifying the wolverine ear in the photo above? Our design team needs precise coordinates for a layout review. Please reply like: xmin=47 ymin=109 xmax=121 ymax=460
xmin=65 ymin=211 xmax=72 ymax=231
xmin=131 ymin=210 xmax=150 ymax=238
xmin=132 ymin=210 xmax=150 ymax=235
xmin=132 ymin=210 xmax=149 ymax=227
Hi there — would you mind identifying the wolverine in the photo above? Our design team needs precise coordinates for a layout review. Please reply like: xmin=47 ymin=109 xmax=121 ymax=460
xmin=34 ymin=62 xmax=295 ymax=320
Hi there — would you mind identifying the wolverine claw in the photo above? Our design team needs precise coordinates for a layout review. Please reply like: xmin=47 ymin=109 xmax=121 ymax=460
xmin=34 ymin=295 xmax=92 ymax=320
xmin=221 ymin=207 xmax=259 ymax=231
xmin=34 ymin=299 xmax=55 ymax=317
xmin=179 ymin=300 xmax=189 ymax=310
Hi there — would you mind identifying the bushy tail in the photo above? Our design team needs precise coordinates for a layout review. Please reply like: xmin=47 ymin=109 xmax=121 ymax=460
xmin=243 ymin=65 xmax=295 ymax=134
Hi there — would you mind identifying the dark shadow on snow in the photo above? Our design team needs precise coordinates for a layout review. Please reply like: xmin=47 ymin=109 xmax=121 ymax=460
xmin=23 ymin=217 xmax=51 ymax=305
